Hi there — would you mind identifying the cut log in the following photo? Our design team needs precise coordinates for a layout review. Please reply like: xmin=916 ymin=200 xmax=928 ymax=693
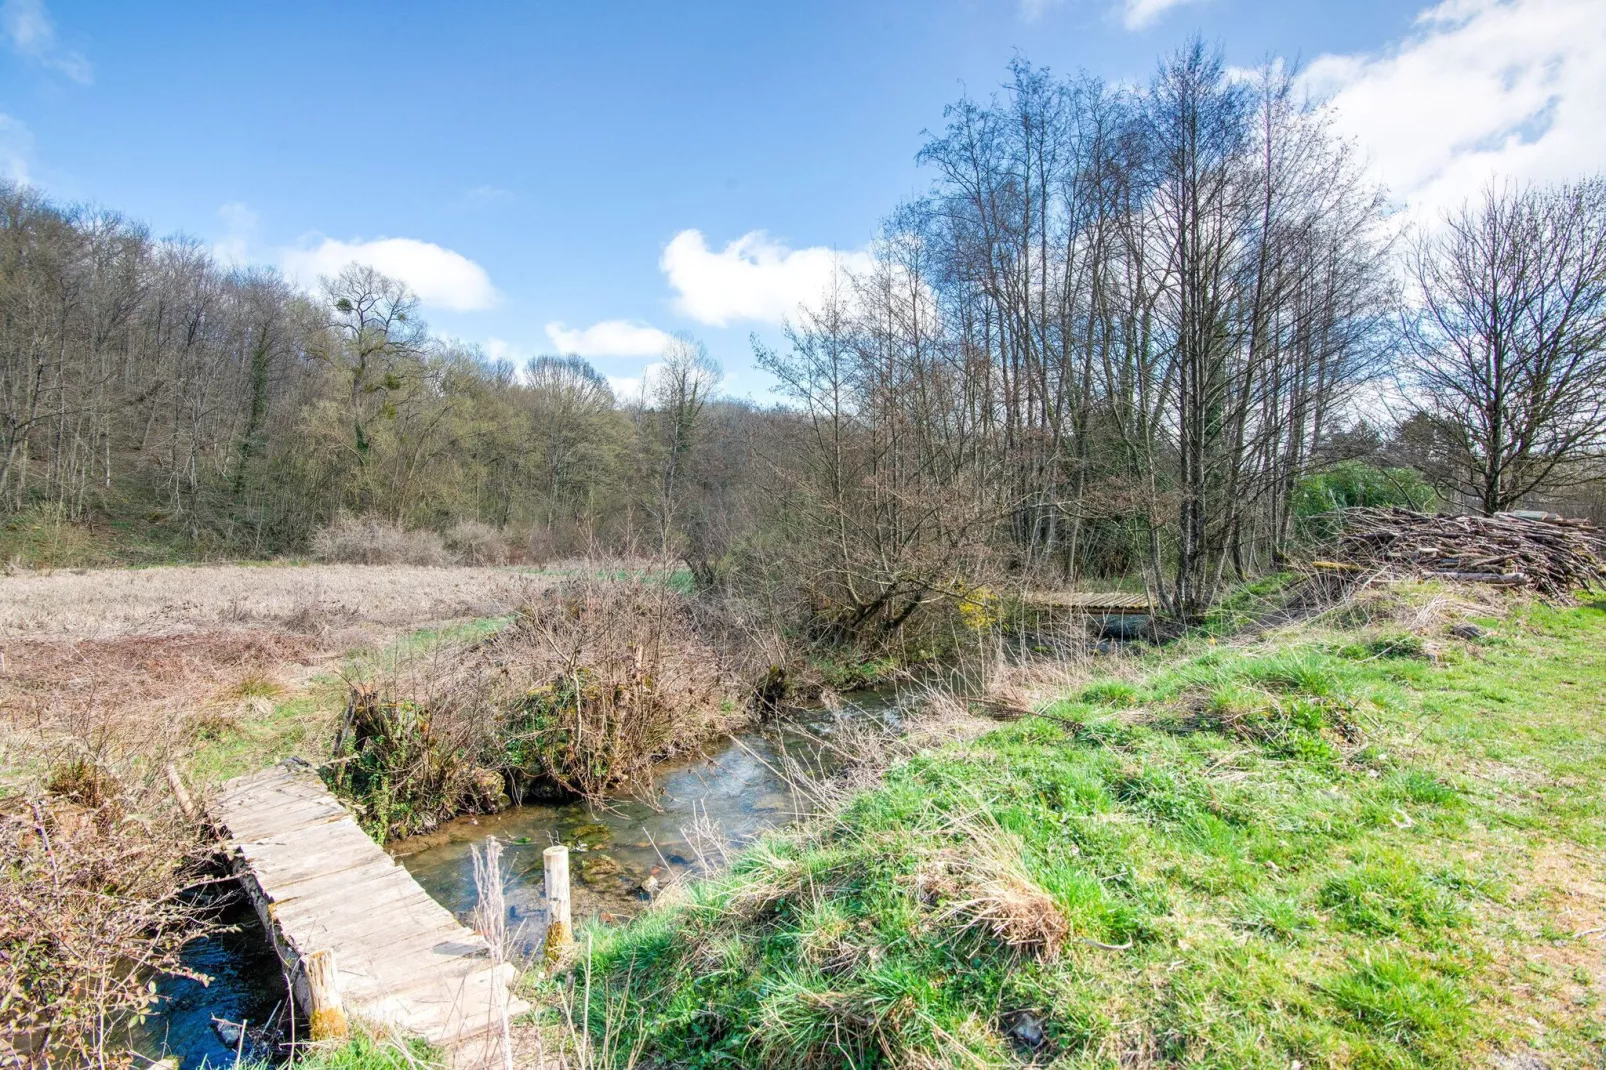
xmin=164 ymin=763 xmax=199 ymax=823
xmin=1422 ymin=571 xmax=1529 ymax=585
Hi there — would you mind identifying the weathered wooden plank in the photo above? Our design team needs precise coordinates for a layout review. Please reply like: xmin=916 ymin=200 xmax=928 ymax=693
xmin=307 ymin=900 xmax=466 ymax=954
xmin=370 ymin=965 xmax=528 ymax=1042
xmin=220 ymin=797 xmax=350 ymax=838
xmin=267 ymin=869 xmax=431 ymax=922
xmin=213 ymin=766 xmax=297 ymax=798
xmin=272 ymin=896 xmax=461 ymax=947
xmin=208 ymin=760 xmax=524 ymax=1054
xmin=1021 ymin=589 xmax=1152 ymax=612
xmin=235 ymin=830 xmax=384 ymax=887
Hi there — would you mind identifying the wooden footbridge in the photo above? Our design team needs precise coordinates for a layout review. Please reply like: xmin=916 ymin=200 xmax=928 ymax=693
xmin=1020 ymin=589 xmax=1152 ymax=613
xmin=209 ymin=761 xmax=530 ymax=1054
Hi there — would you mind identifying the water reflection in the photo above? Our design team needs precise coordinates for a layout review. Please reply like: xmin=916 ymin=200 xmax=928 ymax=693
xmin=395 ymin=697 xmax=900 ymax=951
xmin=133 ymin=901 xmax=288 ymax=1069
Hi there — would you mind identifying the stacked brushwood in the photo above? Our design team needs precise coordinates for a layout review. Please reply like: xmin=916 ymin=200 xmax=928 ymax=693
xmin=1326 ymin=508 xmax=1606 ymax=601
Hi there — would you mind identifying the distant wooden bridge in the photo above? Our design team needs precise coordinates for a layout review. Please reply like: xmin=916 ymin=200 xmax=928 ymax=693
xmin=209 ymin=761 xmax=529 ymax=1055
xmin=1020 ymin=589 xmax=1153 ymax=613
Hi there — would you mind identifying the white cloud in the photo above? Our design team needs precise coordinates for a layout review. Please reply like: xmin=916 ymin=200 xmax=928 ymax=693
xmin=0 ymin=113 xmax=32 ymax=182
xmin=278 ymin=236 xmax=499 ymax=312
xmin=1304 ymin=0 xmax=1606 ymax=218
xmin=543 ymin=319 xmax=673 ymax=358
xmin=212 ymin=201 xmax=258 ymax=266
xmin=466 ymin=184 xmax=514 ymax=204
xmin=604 ymin=361 xmax=663 ymax=401
xmin=661 ymin=229 xmax=873 ymax=327
xmin=1120 ymin=0 xmax=1205 ymax=30
xmin=2 ymin=0 xmax=90 ymax=83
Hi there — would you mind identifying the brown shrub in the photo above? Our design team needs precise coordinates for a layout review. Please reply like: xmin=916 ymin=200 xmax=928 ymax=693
xmin=0 ymin=759 xmax=206 ymax=1066
xmin=310 ymin=512 xmax=452 ymax=566
xmin=498 ymin=575 xmax=745 ymax=798
xmin=330 ymin=573 xmax=754 ymax=838
xmin=525 ymin=518 xmax=592 ymax=564
xmin=445 ymin=519 xmax=510 ymax=566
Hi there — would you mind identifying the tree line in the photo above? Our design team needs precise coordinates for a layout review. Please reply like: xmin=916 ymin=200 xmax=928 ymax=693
xmin=3 ymin=41 xmax=1604 ymax=627
xmin=0 ymin=188 xmax=718 ymax=560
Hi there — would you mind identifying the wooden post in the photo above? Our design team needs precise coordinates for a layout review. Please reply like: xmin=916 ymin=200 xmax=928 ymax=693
xmin=164 ymin=763 xmax=198 ymax=823
xmin=543 ymin=845 xmax=572 ymax=964
xmin=303 ymin=949 xmax=348 ymax=1040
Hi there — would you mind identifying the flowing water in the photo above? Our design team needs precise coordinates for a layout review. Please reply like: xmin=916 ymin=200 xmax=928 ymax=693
xmin=139 ymin=694 xmax=901 ymax=1066
xmin=131 ymin=899 xmax=290 ymax=1069
xmin=394 ymin=694 xmax=902 ymax=949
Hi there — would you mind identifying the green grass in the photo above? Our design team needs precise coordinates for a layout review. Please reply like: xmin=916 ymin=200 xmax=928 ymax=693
xmin=189 ymin=689 xmax=342 ymax=785
xmin=224 ymin=1033 xmax=442 ymax=1069
xmin=569 ymin=588 xmax=1606 ymax=1068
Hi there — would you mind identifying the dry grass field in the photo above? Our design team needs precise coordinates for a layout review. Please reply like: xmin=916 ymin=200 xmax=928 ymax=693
xmin=0 ymin=562 xmax=569 ymax=1064
xmin=0 ymin=562 xmax=540 ymax=639
xmin=0 ymin=563 xmax=553 ymax=793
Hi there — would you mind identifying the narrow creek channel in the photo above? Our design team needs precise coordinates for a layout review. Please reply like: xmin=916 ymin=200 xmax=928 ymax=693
xmin=394 ymin=692 xmax=902 ymax=942
xmin=139 ymin=692 xmax=905 ymax=1068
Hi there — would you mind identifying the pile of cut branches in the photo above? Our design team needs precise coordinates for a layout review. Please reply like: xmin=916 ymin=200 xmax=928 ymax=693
xmin=1324 ymin=507 xmax=1606 ymax=600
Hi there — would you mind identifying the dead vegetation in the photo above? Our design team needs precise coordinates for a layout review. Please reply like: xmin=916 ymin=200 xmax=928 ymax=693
xmin=913 ymin=819 xmax=1070 ymax=963
xmin=0 ymin=755 xmax=209 ymax=1067
xmin=1 ymin=630 xmax=314 ymax=729
xmin=310 ymin=513 xmax=459 ymax=567
xmin=0 ymin=561 xmax=537 ymax=640
xmin=1329 ymin=507 xmax=1606 ymax=600
xmin=446 ymin=520 xmax=512 ymax=566
xmin=0 ymin=562 xmax=546 ymax=795
xmin=500 ymin=576 xmax=748 ymax=798
xmin=329 ymin=573 xmax=762 ymax=840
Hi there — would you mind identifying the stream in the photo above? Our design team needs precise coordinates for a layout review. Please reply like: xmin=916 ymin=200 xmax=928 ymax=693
xmin=138 ymin=693 xmax=903 ymax=1068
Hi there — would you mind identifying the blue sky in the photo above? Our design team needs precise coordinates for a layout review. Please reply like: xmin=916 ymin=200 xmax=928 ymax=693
xmin=2 ymin=0 xmax=1601 ymax=398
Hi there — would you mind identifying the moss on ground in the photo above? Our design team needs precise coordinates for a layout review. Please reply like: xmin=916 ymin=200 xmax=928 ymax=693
xmin=568 ymin=587 xmax=1606 ymax=1068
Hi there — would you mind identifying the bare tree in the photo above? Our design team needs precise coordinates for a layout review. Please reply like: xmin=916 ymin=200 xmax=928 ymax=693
xmin=1403 ymin=178 xmax=1606 ymax=514
xmin=312 ymin=265 xmax=428 ymax=468
xmin=643 ymin=332 xmax=720 ymax=560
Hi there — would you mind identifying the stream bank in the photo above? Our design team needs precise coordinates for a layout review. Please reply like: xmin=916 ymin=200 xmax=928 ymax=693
xmin=394 ymin=692 xmax=904 ymax=951
xmin=138 ymin=692 xmax=905 ymax=1067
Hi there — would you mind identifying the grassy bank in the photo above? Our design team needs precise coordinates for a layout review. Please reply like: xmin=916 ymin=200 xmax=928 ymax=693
xmin=569 ymin=585 xmax=1605 ymax=1068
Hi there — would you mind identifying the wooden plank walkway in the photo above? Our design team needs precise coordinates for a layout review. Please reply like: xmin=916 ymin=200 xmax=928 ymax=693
xmin=209 ymin=760 xmax=530 ymax=1053
xmin=1021 ymin=589 xmax=1153 ymax=612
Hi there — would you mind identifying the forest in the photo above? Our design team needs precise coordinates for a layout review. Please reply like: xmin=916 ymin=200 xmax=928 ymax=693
xmin=6 ymin=46 xmax=1606 ymax=629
